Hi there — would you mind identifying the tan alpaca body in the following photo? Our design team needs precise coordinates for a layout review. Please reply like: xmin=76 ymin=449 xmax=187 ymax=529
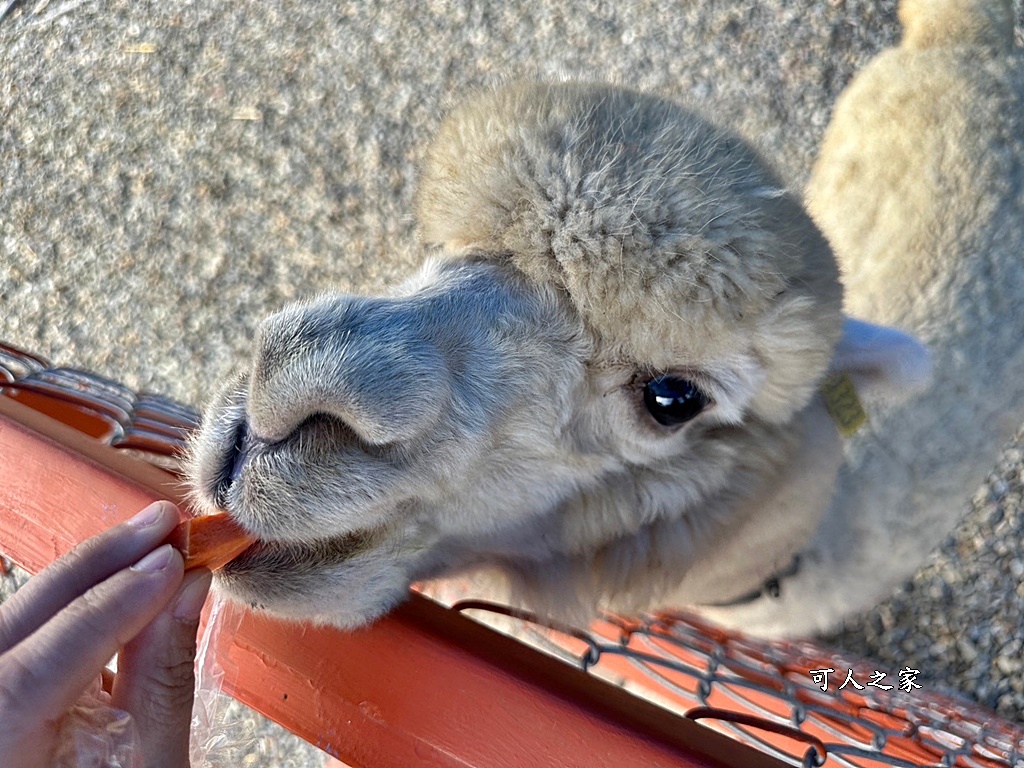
xmin=704 ymin=0 xmax=1024 ymax=634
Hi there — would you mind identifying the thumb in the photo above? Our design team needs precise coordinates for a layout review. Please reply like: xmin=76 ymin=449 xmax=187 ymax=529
xmin=112 ymin=569 xmax=213 ymax=768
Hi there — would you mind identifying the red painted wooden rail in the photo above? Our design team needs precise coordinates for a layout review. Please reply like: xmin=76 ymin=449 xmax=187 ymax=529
xmin=0 ymin=394 xmax=787 ymax=768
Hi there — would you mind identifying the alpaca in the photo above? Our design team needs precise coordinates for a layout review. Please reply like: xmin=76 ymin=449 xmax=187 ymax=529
xmin=188 ymin=77 xmax=935 ymax=630
xmin=700 ymin=0 xmax=1024 ymax=635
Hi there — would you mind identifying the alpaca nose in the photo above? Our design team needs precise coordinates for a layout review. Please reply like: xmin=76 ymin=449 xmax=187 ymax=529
xmin=244 ymin=295 xmax=451 ymax=446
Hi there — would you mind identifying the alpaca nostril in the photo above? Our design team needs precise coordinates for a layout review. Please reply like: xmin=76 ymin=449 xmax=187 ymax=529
xmin=247 ymin=292 xmax=458 ymax=446
xmin=229 ymin=419 xmax=250 ymax=482
xmin=213 ymin=416 xmax=287 ymax=507
xmin=214 ymin=419 xmax=250 ymax=508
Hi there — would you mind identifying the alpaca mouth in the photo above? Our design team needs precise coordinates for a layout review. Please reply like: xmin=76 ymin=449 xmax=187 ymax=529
xmin=219 ymin=528 xmax=375 ymax=574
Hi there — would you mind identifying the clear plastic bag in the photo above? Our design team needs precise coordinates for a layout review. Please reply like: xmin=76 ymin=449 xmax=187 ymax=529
xmin=57 ymin=594 xmax=261 ymax=768
xmin=188 ymin=594 xmax=262 ymax=767
xmin=54 ymin=677 xmax=141 ymax=768
xmin=189 ymin=595 xmax=329 ymax=767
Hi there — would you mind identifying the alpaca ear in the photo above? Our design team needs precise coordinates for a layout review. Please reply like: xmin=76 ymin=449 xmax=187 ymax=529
xmin=828 ymin=317 xmax=932 ymax=401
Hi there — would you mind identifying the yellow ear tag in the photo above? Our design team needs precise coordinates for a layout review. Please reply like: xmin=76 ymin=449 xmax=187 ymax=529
xmin=820 ymin=373 xmax=868 ymax=438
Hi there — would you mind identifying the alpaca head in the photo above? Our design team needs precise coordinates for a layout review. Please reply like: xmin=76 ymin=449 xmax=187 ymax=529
xmin=188 ymin=82 xmax=846 ymax=627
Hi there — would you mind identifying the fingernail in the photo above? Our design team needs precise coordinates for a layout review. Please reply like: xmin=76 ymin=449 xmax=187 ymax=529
xmin=131 ymin=544 xmax=175 ymax=573
xmin=126 ymin=502 xmax=170 ymax=528
xmin=173 ymin=570 xmax=213 ymax=620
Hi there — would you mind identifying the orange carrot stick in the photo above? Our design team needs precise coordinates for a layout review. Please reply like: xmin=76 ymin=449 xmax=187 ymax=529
xmin=167 ymin=511 xmax=257 ymax=571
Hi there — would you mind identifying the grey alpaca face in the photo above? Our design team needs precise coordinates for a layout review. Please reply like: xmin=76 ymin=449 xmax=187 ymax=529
xmin=188 ymin=82 xmax=844 ymax=627
xmin=189 ymin=258 xmax=837 ymax=627
xmin=191 ymin=260 xmax=577 ymax=621
xmin=188 ymin=259 xmax=766 ymax=624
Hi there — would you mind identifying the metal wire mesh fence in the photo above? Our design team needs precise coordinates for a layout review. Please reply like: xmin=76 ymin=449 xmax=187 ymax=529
xmin=3 ymin=340 xmax=1022 ymax=768
xmin=449 ymin=601 xmax=1024 ymax=767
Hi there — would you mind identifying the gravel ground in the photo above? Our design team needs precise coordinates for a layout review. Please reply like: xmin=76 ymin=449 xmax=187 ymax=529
xmin=2 ymin=0 xmax=1023 ymax=761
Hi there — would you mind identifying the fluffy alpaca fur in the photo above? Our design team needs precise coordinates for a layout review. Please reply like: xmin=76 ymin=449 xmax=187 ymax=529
xmin=703 ymin=0 xmax=1024 ymax=634
xmin=188 ymin=0 xmax=1022 ymax=634
xmin=188 ymin=80 xmax=860 ymax=627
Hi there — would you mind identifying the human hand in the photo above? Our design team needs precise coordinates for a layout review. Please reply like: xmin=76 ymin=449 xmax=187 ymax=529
xmin=0 ymin=501 xmax=212 ymax=768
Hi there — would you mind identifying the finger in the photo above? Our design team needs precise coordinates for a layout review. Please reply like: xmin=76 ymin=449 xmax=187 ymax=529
xmin=0 ymin=501 xmax=182 ymax=652
xmin=0 ymin=544 xmax=184 ymax=724
xmin=113 ymin=568 xmax=213 ymax=768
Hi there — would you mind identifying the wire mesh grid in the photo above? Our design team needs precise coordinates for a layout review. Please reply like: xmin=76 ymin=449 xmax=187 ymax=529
xmin=0 ymin=340 xmax=199 ymax=464
xmin=2 ymin=339 xmax=1022 ymax=768
xmin=448 ymin=601 xmax=1024 ymax=767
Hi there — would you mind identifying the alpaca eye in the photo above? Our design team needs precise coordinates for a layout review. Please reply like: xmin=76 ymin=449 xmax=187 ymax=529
xmin=643 ymin=375 xmax=710 ymax=427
